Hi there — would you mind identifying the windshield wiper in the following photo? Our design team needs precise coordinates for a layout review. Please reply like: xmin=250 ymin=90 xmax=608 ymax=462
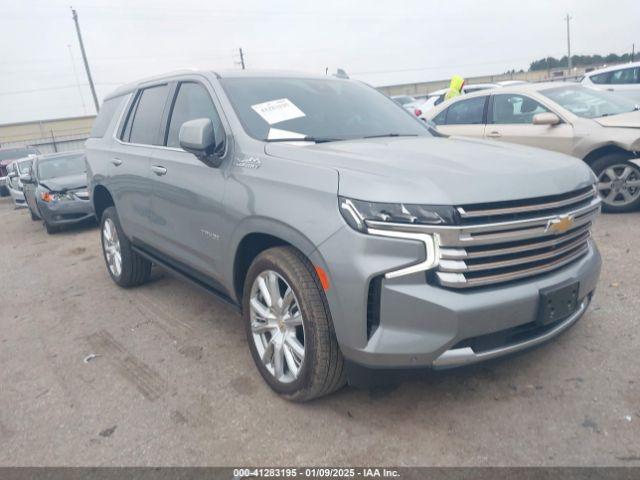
xmin=263 ymin=136 xmax=340 ymax=143
xmin=362 ymin=133 xmax=419 ymax=139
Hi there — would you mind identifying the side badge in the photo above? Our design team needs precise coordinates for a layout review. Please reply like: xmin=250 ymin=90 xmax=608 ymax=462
xmin=234 ymin=156 xmax=262 ymax=170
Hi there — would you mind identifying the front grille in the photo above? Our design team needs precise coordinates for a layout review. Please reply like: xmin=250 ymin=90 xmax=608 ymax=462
xmin=436 ymin=186 xmax=600 ymax=289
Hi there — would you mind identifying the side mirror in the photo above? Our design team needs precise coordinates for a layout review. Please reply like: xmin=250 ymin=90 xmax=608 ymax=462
xmin=20 ymin=174 xmax=33 ymax=184
xmin=533 ymin=112 xmax=560 ymax=126
xmin=8 ymin=171 xmax=17 ymax=179
xmin=179 ymin=118 xmax=222 ymax=167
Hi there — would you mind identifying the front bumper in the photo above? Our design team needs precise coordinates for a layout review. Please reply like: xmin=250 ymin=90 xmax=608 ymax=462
xmin=312 ymin=225 xmax=601 ymax=370
xmin=8 ymin=187 xmax=27 ymax=208
xmin=37 ymin=197 xmax=95 ymax=226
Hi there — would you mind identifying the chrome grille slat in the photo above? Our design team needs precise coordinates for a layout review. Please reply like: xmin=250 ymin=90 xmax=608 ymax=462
xmin=439 ymin=231 xmax=591 ymax=273
xmin=457 ymin=187 xmax=595 ymax=218
xmin=440 ymin=223 xmax=591 ymax=260
xmin=437 ymin=243 xmax=590 ymax=288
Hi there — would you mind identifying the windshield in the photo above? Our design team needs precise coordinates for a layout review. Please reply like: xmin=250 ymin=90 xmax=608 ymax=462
xmin=37 ymin=154 xmax=86 ymax=180
xmin=219 ymin=77 xmax=430 ymax=142
xmin=542 ymin=85 xmax=638 ymax=119
xmin=0 ymin=147 xmax=39 ymax=161
xmin=17 ymin=159 xmax=33 ymax=174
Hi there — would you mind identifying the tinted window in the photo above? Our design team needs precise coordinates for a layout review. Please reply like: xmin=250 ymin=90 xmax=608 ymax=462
xmin=432 ymin=109 xmax=447 ymax=125
xmin=37 ymin=154 xmax=86 ymax=180
xmin=166 ymin=82 xmax=224 ymax=149
xmin=127 ymin=85 xmax=169 ymax=145
xmin=444 ymin=97 xmax=486 ymax=125
xmin=219 ymin=77 xmax=429 ymax=142
xmin=609 ymin=67 xmax=639 ymax=85
xmin=491 ymin=94 xmax=549 ymax=124
xmin=589 ymin=72 xmax=611 ymax=84
xmin=90 ymin=96 xmax=124 ymax=138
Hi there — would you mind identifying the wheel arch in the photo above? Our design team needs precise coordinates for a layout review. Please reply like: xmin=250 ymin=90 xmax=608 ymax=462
xmin=92 ymin=184 xmax=115 ymax=221
xmin=583 ymin=144 xmax=634 ymax=167
xmin=229 ymin=218 xmax=326 ymax=305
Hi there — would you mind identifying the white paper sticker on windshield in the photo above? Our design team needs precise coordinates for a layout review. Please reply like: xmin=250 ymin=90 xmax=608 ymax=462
xmin=267 ymin=128 xmax=307 ymax=140
xmin=251 ymin=98 xmax=305 ymax=125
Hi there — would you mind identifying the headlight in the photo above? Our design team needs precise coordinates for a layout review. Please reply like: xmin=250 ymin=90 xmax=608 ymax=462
xmin=339 ymin=197 xmax=451 ymax=278
xmin=339 ymin=197 xmax=457 ymax=232
xmin=40 ymin=191 xmax=75 ymax=203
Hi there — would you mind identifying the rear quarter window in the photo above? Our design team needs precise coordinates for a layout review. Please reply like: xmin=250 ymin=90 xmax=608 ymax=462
xmin=89 ymin=96 xmax=125 ymax=138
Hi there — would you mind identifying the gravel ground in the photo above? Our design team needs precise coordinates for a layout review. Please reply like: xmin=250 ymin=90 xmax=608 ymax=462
xmin=0 ymin=195 xmax=638 ymax=466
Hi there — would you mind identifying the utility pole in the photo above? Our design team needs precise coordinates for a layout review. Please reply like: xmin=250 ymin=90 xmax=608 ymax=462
xmin=71 ymin=7 xmax=100 ymax=113
xmin=632 ymin=43 xmax=635 ymax=62
xmin=67 ymin=44 xmax=87 ymax=115
xmin=239 ymin=47 xmax=246 ymax=70
xmin=565 ymin=14 xmax=573 ymax=71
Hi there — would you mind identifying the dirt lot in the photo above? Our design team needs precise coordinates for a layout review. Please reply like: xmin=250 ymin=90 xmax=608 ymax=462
xmin=0 ymin=195 xmax=638 ymax=467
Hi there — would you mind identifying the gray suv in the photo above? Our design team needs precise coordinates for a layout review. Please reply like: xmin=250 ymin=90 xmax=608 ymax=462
xmin=86 ymin=70 xmax=602 ymax=401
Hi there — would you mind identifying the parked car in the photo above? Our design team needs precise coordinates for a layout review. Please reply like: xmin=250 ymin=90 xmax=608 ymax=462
xmin=22 ymin=151 xmax=94 ymax=233
xmin=424 ymin=83 xmax=640 ymax=212
xmin=5 ymin=157 xmax=34 ymax=208
xmin=0 ymin=146 xmax=40 ymax=197
xmin=86 ymin=70 xmax=601 ymax=401
xmin=582 ymin=62 xmax=640 ymax=102
xmin=418 ymin=83 xmax=502 ymax=115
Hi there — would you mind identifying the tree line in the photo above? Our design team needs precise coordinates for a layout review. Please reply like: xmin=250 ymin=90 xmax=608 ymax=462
xmin=530 ymin=53 xmax=635 ymax=71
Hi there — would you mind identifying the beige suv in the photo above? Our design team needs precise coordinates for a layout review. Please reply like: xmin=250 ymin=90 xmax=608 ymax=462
xmin=423 ymin=83 xmax=640 ymax=212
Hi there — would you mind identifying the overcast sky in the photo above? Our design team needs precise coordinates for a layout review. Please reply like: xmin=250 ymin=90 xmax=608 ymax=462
xmin=0 ymin=0 xmax=638 ymax=124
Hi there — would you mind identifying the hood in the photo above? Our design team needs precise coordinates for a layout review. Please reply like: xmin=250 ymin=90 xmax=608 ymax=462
xmin=449 ymin=75 xmax=465 ymax=92
xmin=39 ymin=173 xmax=87 ymax=192
xmin=265 ymin=136 xmax=595 ymax=205
xmin=593 ymin=110 xmax=640 ymax=128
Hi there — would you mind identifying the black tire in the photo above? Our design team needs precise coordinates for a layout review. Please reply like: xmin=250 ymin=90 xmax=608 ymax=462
xmin=591 ymin=153 xmax=640 ymax=213
xmin=100 ymin=206 xmax=151 ymax=287
xmin=242 ymin=246 xmax=346 ymax=402
xmin=44 ymin=221 xmax=60 ymax=234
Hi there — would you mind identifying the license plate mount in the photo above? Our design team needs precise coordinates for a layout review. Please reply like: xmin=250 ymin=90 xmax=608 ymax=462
xmin=538 ymin=281 xmax=580 ymax=325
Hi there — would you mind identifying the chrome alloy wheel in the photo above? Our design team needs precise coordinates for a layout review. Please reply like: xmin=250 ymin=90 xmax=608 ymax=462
xmin=249 ymin=270 xmax=305 ymax=383
xmin=597 ymin=163 xmax=640 ymax=207
xmin=103 ymin=218 xmax=122 ymax=278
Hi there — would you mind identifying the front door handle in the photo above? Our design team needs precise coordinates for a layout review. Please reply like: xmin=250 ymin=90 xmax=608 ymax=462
xmin=487 ymin=131 xmax=502 ymax=138
xmin=111 ymin=158 xmax=123 ymax=166
xmin=151 ymin=165 xmax=167 ymax=176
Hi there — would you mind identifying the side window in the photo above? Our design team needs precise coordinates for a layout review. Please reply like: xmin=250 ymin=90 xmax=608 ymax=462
xmin=432 ymin=109 xmax=447 ymax=125
xmin=491 ymin=94 xmax=549 ymax=124
xmin=444 ymin=97 xmax=486 ymax=125
xmin=126 ymin=84 xmax=169 ymax=145
xmin=90 ymin=96 xmax=124 ymax=138
xmin=609 ymin=68 xmax=639 ymax=85
xmin=166 ymin=82 xmax=224 ymax=150
xmin=589 ymin=72 xmax=612 ymax=85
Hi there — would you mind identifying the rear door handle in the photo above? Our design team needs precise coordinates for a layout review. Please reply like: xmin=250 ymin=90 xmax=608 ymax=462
xmin=487 ymin=131 xmax=502 ymax=138
xmin=111 ymin=158 xmax=123 ymax=166
xmin=151 ymin=165 xmax=167 ymax=176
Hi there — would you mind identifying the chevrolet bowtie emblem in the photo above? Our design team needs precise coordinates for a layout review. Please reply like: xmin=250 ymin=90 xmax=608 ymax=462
xmin=546 ymin=215 xmax=575 ymax=234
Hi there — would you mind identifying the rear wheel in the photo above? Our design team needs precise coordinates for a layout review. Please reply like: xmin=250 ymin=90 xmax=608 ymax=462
xmin=592 ymin=153 xmax=640 ymax=213
xmin=100 ymin=206 xmax=151 ymax=287
xmin=243 ymin=246 xmax=346 ymax=402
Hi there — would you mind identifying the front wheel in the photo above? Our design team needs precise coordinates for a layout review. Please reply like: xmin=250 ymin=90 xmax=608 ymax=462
xmin=100 ymin=206 xmax=151 ymax=287
xmin=243 ymin=246 xmax=346 ymax=402
xmin=592 ymin=154 xmax=640 ymax=213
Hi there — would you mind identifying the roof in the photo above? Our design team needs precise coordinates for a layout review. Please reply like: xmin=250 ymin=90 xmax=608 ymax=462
xmin=105 ymin=69 xmax=348 ymax=100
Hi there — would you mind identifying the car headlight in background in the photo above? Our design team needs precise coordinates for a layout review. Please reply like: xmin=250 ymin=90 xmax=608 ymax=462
xmin=339 ymin=196 xmax=450 ymax=278
xmin=40 ymin=191 xmax=75 ymax=203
